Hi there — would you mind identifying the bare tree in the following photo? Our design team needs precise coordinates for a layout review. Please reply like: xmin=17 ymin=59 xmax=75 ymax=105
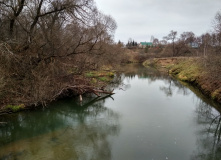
xmin=201 ymin=33 xmax=212 ymax=57
xmin=213 ymin=10 xmax=221 ymax=34
xmin=212 ymin=10 xmax=221 ymax=54
xmin=180 ymin=31 xmax=195 ymax=44
xmin=0 ymin=0 xmax=25 ymax=38
xmin=153 ymin=38 xmax=159 ymax=46
xmin=164 ymin=30 xmax=177 ymax=56
xmin=0 ymin=0 xmax=121 ymax=107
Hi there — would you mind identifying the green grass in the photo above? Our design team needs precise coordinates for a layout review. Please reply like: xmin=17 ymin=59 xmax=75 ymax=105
xmin=84 ymin=70 xmax=115 ymax=84
xmin=84 ymin=71 xmax=114 ymax=78
xmin=85 ymin=72 xmax=95 ymax=77
xmin=98 ymin=77 xmax=108 ymax=81
xmin=169 ymin=59 xmax=202 ymax=82
xmin=6 ymin=104 xmax=25 ymax=112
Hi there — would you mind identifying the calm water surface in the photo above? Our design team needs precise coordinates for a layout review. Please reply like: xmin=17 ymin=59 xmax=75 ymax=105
xmin=1 ymin=64 xmax=221 ymax=160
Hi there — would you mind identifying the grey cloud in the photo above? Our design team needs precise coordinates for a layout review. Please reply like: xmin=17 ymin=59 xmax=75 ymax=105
xmin=96 ymin=0 xmax=221 ymax=43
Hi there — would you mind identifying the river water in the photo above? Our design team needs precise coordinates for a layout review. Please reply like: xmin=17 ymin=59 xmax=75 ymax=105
xmin=0 ymin=64 xmax=221 ymax=160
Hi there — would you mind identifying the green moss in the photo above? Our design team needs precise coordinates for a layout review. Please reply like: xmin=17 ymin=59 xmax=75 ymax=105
xmin=85 ymin=72 xmax=95 ymax=77
xmin=6 ymin=104 xmax=25 ymax=112
xmin=98 ymin=77 xmax=108 ymax=82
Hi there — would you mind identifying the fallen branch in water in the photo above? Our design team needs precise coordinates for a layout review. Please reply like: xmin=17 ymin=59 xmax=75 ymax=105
xmin=53 ymin=85 xmax=114 ymax=102
xmin=0 ymin=122 xmax=7 ymax=124
xmin=92 ymin=89 xmax=115 ymax=96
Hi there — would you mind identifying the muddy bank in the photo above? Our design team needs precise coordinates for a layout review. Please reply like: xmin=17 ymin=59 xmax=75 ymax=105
xmin=143 ymin=57 xmax=221 ymax=104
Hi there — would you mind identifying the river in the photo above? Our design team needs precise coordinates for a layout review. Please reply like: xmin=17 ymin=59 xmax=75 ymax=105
xmin=0 ymin=64 xmax=221 ymax=160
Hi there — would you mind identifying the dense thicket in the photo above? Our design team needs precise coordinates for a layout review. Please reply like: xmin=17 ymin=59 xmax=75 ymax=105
xmin=0 ymin=0 xmax=122 ymax=107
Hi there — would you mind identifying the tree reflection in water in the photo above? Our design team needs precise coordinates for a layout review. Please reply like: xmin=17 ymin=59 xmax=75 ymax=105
xmin=159 ymin=78 xmax=190 ymax=97
xmin=121 ymin=63 xmax=190 ymax=97
xmin=0 ymin=96 xmax=120 ymax=160
xmin=189 ymin=99 xmax=221 ymax=160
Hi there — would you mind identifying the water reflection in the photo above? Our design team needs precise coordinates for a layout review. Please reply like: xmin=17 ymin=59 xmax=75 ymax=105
xmin=121 ymin=63 xmax=167 ymax=81
xmin=191 ymin=100 xmax=221 ymax=160
xmin=121 ymin=64 xmax=221 ymax=160
xmin=121 ymin=63 xmax=190 ymax=97
xmin=159 ymin=79 xmax=191 ymax=97
xmin=0 ymin=97 xmax=120 ymax=160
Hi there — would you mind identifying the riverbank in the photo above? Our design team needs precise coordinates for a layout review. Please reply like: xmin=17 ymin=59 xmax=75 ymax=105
xmin=2 ymin=64 xmax=221 ymax=160
xmin=0 ymin=69 xmax=116 ymax=115
xmin=143 ymin=57 xmax=221 ymax=104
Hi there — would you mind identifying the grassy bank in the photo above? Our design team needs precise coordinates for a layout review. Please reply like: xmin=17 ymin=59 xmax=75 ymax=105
xmin=143 ymin=57 xmax=221 ymax=104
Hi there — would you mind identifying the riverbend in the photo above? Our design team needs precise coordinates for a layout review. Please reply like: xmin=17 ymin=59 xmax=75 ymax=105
xmin=0 ymin=64 xmax=221 ymax=160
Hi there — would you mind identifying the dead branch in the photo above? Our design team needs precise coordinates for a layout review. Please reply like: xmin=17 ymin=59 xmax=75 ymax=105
xmin=93 ymin=89 xmax=114 ymax=95
xmin=52 ymin=85 xmax=114 ymax=101
xmin=0 ymin=122 xmax=7 ymax=124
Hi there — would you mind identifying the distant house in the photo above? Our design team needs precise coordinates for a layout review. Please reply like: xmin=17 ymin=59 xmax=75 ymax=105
xmin=139 ymin=42 xmax=153 ymax=48
xmin=188 ymin=42 xmax=199 ymax=48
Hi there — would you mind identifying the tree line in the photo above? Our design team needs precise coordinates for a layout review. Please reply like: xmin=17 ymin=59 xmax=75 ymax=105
xmin=125 ymin=10 xmax=221 ymax=58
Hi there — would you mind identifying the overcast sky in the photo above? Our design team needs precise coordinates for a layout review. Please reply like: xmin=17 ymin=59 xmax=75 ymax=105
xmin=95 ymin=0 xmax=221 ymax=43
